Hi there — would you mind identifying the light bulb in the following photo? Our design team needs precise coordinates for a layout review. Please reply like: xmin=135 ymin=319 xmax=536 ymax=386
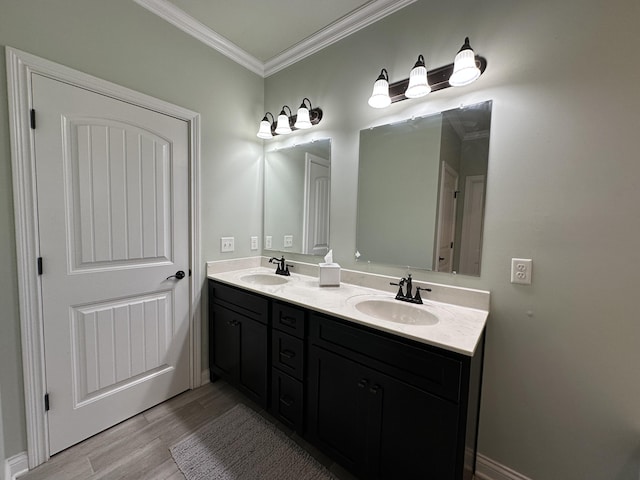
xmin=275 ymin=107 xmax=292 ymax=135
xmin=405 ymin=55 xmax=431 ymax=98
xmin=449 ymin=37 xmax=481 ymax=87
xmin=368 ymin=69 xmax=391 ymax=108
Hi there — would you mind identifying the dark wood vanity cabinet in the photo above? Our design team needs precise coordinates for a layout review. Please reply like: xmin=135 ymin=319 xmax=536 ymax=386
xmin=208 ymin=279 xmax=484 ymax=480
xmin=306 ymin=312 xmax=484 ymax=480
xmin=208 ymin=281 xmax=269 ymax=407
xmin=270 ymin=301 xmax=307 ymax=432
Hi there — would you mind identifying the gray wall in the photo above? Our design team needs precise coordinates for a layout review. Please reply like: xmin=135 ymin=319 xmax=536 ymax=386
xmin=0 ymin=0 xmax=263 ymax=458
xmin=265 ymin=0 xmax=640 ymax=478
xmin=0 ymin=386 xmax=4 ymax=480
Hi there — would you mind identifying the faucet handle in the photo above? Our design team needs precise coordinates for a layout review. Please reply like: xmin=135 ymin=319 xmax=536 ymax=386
xmin=390 ymin=280 xmax=405 ymax=299
xmin=413 ymin=286 xmax=432 ymax=304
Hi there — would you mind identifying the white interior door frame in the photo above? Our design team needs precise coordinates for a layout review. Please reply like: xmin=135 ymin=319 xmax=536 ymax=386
xmin=5 ymin=47 xmax=202 ymax=468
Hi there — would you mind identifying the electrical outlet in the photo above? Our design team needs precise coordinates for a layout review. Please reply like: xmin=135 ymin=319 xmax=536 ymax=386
xmin=220 ymin=236 xmax=234 ymax=253
xmin=284 ymin=235 xmax=293 ymax=248
xmin=250 ymin=236 xmax=258 ymax=251
xmin=511 ymin=258 xmax=532 ymax=285
xmin=265 ymin=236 xmax=272 ymax=249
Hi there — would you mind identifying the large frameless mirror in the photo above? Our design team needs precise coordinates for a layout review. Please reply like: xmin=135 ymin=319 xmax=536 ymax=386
xmin=356 ymin=101 xmax=492 ymax=276
xmin=264 ymin=139 xmax=331 ymax=256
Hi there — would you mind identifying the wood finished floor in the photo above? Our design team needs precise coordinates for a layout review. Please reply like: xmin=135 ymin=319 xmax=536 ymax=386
xmin=21 ymin=380 xmax=357 ymax=480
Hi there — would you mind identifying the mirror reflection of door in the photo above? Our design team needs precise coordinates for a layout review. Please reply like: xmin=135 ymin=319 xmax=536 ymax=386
xmin=435 ymin=162 xmax=458 ymax=272
xmin=302 ymin=152 xmax=330 ymax=255
xmin=458 ymin=175 xmax=485 ymax=275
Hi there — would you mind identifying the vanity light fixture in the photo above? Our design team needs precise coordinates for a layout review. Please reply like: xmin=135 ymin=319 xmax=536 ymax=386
xmin=257 ymin=112 xmax=276 ymax=139
xmin=404 ymin=54 xmax=431 ymax=98
xmin=449 ymin=37 xmax=482 ymax=86
xmin=294 ymin=98 xmax=313 ymax=129
xmin=275 ymin=105 xmax=293 ymax=135
xmin=367 ymin=37 xmax=487 ymax=108
xmin=367 ymin=68 xmax=391 ymax=108
xmin=256 ymin=99 xmax=323 ymax=139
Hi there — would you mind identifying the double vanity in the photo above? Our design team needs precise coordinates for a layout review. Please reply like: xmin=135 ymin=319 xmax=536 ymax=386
xmin=207 ymin=258 xmax=489 ymax=480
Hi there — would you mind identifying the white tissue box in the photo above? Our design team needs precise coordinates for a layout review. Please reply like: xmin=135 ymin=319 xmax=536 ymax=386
xmin=319 ymin=263 xmax=341 ymax=286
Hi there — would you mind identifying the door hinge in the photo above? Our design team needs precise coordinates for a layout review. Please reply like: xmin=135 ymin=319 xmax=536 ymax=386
xmin=30 ymin=109 xmax=36 ymax=129
xmin=44 ymin=393 xmax=50 ymax=411
xmin=454 ymin=190 xmax=460 ymax=199
xmin=450 ymin=242 xmax=454 ymax=248
xmin=37 ymin=257 xmax=43 ymax=275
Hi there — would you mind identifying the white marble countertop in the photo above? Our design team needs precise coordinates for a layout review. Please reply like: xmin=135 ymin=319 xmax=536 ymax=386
xmin=207 ymin=260 xmax=489 ymax=356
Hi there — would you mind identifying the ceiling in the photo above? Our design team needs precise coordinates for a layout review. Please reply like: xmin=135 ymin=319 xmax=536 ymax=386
xmin=133 ymin=0 xmax=416 ymax=77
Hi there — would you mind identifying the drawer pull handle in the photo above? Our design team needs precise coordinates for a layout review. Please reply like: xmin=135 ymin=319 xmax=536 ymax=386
xmin=226 ymin=319 xmax=239 ymax=326
xmin=280 ymin=395 xmax=294 ymax=407
xmin=357 ymin=379 xmax=369 ymax=389
xmin=369 ymin=384 xmax=382 ymax=395
xmin=280 ymin=315 xmax=297 ymax=327
xmin=280 ymin=349 xmax=296 ymax=360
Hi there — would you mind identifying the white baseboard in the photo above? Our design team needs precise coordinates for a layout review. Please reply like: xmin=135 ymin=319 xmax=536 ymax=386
xmin=475 ymin=453 xmax=532 ymax=480
xmin=5 ymin=452 xmax=28 ymax=480
xmin=201 ymin=369 xmax=210 ymax=386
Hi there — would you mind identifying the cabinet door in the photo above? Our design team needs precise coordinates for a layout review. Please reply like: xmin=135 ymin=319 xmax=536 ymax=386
xmin=377 ymin=372 xmax=459 ymax=479
xmin=271 ymin=369 xmax=304 ymax=431
xmin=307 ymin=346 xmax=368 ymax=475
xmin=272 ymin=330 xmax=304 ymax=380
xmin=238 ymin=314 xmax=268 ymax=406
xmin=210 ymin=303 xmax=240 ymax=378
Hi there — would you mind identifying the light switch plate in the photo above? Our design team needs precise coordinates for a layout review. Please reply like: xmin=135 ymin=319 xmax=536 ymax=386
xmin=250 ymin=236 xmax=258 ymax=251
xmin=284 ymin=235 xmax=293 ymax=248
xmin=265 ymin=236 xmax=272 ymax=249
xmin=511 ymin=258 xmax=532 ymax=285
xmin=220 ymin=236 xmax=234 ymax=253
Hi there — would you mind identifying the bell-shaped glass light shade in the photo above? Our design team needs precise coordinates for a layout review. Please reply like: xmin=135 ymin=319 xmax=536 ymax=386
xmin=275 ymin=108 xmax=292 ymax=135
xmin=404 ymin=55 xmax=431 ymax=98
xmin=294 ymin=105 xmax=312 ymax=129
xmin=256 ymin=119 xmax=273 ymax=139
xmin=368 ymin=69 xmax=391 ymax=108
xmin=449 ymin=37 xmax=481 ymax=87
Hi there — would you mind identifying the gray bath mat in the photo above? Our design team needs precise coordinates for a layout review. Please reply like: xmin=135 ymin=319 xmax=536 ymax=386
xmin=170 ymin=403 xmax=336 ymax=480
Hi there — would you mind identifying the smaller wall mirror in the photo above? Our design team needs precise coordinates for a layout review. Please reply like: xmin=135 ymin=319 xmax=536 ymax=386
xmin=264 ymin=139 xmax=331 ymax=255
xmin=356 ymin=101 xmax=492 ymax=276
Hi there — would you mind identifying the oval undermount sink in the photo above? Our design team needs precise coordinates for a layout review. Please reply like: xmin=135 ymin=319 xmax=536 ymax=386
xmin=239 ymin=273 xmax=289 ymax=286
xmin=353 ymin=299 xmax=439 ymax=326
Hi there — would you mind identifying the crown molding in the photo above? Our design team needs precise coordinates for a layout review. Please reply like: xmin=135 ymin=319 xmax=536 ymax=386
xmin=264 ymin=0 xmax=417 ymax=76
xmin=132 ymin=0 xmax=265 ymax=76
xmin=132 ymin=0 xmax=416 ymax=78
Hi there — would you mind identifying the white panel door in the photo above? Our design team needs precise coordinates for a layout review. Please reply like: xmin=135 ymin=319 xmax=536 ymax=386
xmin=459 ymin=175 xmax=485 ymax=276
xmin=435 ymin=162 xmax=458 ymax=273
xmin=302 ymin=153 xmax=330 ymax=256
xmin=32 ymin=74 xmax=190 ymax=454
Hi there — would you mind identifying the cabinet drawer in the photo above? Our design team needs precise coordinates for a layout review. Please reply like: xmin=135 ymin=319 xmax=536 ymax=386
xmin=272 ymin=301 xmax=306 ymax=338
xmin=210 ymin=281 xmax=269 ymax=324
xmin=272 ymin=330 xmax=304 ymax=381
xmin=310 ymin=313 xmax=462 ymax=403
xmin=271 ymin=369 xmax=304 ymax=432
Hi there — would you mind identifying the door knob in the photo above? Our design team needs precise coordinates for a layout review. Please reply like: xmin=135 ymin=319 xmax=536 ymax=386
xmin=166 ymin=270 xmax=185 ymax=280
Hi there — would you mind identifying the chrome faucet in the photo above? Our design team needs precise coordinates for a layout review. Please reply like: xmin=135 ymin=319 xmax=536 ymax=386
xmin=390 ymin=273 xmax=431 ymax=304
xmin=269 ymin=256 xmax=293 ymax=276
